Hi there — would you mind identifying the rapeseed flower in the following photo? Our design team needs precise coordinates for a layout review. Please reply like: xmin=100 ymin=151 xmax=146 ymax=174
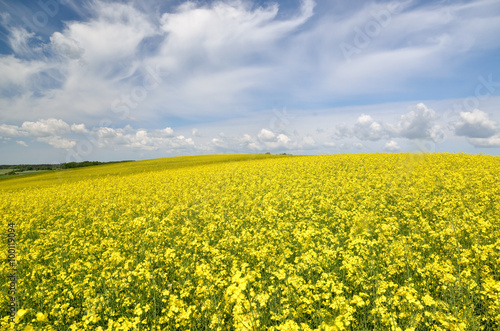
xmin=1 ymin=153 xmax=499 ymax=329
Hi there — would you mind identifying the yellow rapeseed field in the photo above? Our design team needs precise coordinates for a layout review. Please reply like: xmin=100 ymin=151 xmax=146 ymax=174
xmin=1 ymin=153 xmax=499 ymax=330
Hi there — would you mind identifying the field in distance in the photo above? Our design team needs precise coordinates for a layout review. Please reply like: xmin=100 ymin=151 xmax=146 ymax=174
xmin=1 ymin=153 xmax=499 ymax=330
xmin=0 ymin=154 xmax=286 ymax=190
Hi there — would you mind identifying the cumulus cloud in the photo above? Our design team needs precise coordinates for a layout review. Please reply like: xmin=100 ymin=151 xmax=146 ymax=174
xmin=467 ymin=134 xmax=500 ymax=148
xmin=331 ymin=105 xmax=500 ymax=150
xmin=241 ymin=134 xmax=252 ymax=142
xmin=71 ymin=123 xmax=88 ymax=134
xmin=277 ymin=134 xmax=290 ymax=144
xmin=157 ymin=127 xmax=174 ymax=136
xmin=0 ymin=124 xmax=24 ymax=137
xmin=353 ymin=114 xmax=386 ymax=141
xmin=0 ymin=119 xmax=76 ymax=140
xmin=1 ymin=0 xmax=500 ymax=127
xmin=384 ymin=140 xmax=400 ymax=152
xmin=454 ymin=109 xmax=498 ymax=138
xmin=37 ymin=136 xmax=76 ymax=149
xmin=429 ymin=125 xmax=446 ymax=143
xmin=397 ymin=103 xmax=438 ymax=140
xmin=332 ymin=123 xmax=351 ymax=140
xmin=16 ymin=140 xmax=28 ymax=147
xmin=84 ymin=125 xmax=196 ymax=152
xmin=258 ymin=128 xmax=276 ymax=141
xmin=1 ymin=0 xmax=500 ymax=148
xmin=263 ymin=133 xmax=291 ymax=150
xmin=126 ymin=130 xmax=156 ymax=151
xmin=96 ymin=127 xmax=119 ymax=139
xmin=211 ymin=137 xmax=225 ymax=148
xmin=332 ymin=103 xmax=441 ymax=143
xmin=21 ymin=118 xmax=71 ymax=137
xmin=1 ymin=98 xmax=500 ymax=161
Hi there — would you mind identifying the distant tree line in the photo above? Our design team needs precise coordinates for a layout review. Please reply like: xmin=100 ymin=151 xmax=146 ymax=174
xmin=60 ymin=160 xmax=133 ymax=168
xmin=265 ymin=152 xmax=290 ymax=155
xmin=0 ymin=164 xmax=57 ymax=171
xmin=61 ymin=161 xmax=103 ymax=169
xmin=0 ymin=160 xmax=133 ymax=175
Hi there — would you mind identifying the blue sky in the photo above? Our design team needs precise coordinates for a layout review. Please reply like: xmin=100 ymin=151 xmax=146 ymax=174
xmin=0 ymin=0 xmax=499 ymax=164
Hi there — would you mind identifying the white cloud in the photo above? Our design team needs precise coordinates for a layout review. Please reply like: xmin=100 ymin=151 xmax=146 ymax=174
xmin=384 ymin=140 xmax=400 ymax=152
xmin=57 ymin=2 xmax=157 ymax=64
xmin=353 ymin=114 xmax=385 ymax=141
xmin=277 ymin=133 xmax=291 ymax=145
xmin=2 ymin=0 xmax=500 ymax=162
xmin=241 ymin=134 xmax=252 ymax=142
xmin=247 ymin=142 xmax=260 ymax=150
xmin=397 ymin=103 xmax=438 ymax=140
xmin=0 ymin=119 xmax=74 ymax=139
xmin=331 ymin=103 xmax=441 ymax=143
xmin=1 ymin=96 xmax=500 ymax=162
xmin=0 ymin=55 xmax=46 ymax=91
xmin=126 ymin=130 xmax=157 ymax=151
xmin=211 ymin=137 xmax=225 ymax=148
xmin=454 ymin=109 xmax=498 ymax=138
xmin=50 ymin=32 xmax=85 ymax=60
xmin=71 ymin=123 xmax=88 ymax=134
xmin=21 ymin=118 xmax=71 ymax=137
xmin=260 ymin=132 xmax=294 ymax=150
xmin=0 ymin=0 xmax=321 ymax=125
xmin=16 ymin=140 xmax=28 ymax=147
xmin=96 ymin=127 xmax=119 ymax=139
xmin=429 ymin=125 xmax=446 ymax=143
xmin=8 ymin=28 xmax=37 ymax=57
xmin=1 ymin=0 xmax=499 ymax=128
xmin=332 ymin=123 xmax=351 ymax=140
xmin=258 ymin=128 xmax=275 ymax=141
xmin=37 ymin=136 xmax=76 ymax=149
xmin=467 ymin=134 xmax=500 ymax=148
xmin=158 ymin=127 xmax=174 ymax=136
xmin=159 ymin=0 xmax=315 ymax=69
xmin=0 ymin=124 xmax=24 ymax=137
xmin=299 ymin=136 xmax=315 ymax=149
xmin=77 ymin=125 xmax=200 ymax=152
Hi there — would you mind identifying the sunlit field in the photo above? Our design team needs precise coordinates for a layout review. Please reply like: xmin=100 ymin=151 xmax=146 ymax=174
xmin=1 ymin=153 xmax=499 ymax=330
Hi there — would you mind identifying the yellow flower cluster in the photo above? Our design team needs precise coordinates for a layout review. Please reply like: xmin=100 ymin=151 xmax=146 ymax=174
xmin=1 ymin=153 xmax=499 ymax=330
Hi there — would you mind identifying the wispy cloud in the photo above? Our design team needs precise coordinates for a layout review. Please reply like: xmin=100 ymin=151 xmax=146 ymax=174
xmin=1 ymin=0 xmax=500 ymax=162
